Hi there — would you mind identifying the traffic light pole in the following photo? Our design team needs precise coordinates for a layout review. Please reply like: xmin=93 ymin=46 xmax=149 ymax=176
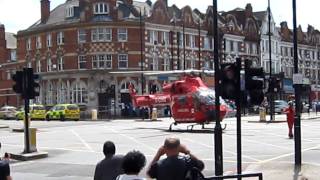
xmin=24 ymin=97 xmax=31 ymax=153
xmin=235 ymin=58 xmax=242 ymax=179
xmin=292 ymin=0 xmax=301 ymax=165
xmin=213 ymin=0 xmax=223 ymax=176
xmin=22 ymin=68 xmax=31 ymax=153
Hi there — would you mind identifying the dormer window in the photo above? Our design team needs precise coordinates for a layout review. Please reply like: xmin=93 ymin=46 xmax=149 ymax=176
xmin=65 ymin=6 xmax=74 ymax=18
xmin=93 ymin=3 xmax=109 ymax=15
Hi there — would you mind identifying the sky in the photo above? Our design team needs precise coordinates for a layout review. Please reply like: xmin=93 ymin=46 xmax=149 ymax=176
xmin=0 ymin=0 xmax=319 ymax=34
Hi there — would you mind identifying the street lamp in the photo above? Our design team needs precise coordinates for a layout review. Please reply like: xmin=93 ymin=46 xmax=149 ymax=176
xmin=213 ymin=0 xmax=223 ymax=176
xmin=268 ymin=0 xmax=275 ymax=122
xmin=292 ymin=0 xmax=302 ymax=166
xmin=139 ymin=9 xmax=145 ymax=94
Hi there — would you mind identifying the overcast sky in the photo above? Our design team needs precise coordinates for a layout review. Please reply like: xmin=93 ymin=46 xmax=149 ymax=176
xmin=0 ymin=0 xmax=319 ymax=33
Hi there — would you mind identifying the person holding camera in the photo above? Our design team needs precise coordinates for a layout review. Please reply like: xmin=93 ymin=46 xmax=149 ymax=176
xmin=147 ymin=137 xmax=204 ymax=180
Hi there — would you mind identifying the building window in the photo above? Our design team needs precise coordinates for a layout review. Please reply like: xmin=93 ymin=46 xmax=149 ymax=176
xmin=57 ymin=32 xmax=64 ymax=45
xmin=57 ymin=82 xmax=67 ymax=104
xmin=190 ymin=35 xmax=195 ymax=48
xmin=204 ymin=37 xmax=210 ymax=49
xmin=164 ymin=32 xmax=169 ymax=45
xmin=151 ymin=53 xmax=158 ymax=70
xmin=92 ymin=54 xmax=112 ymax=69
xmin=78 ymin=29 xmax=86 ymax=43
xmin=26 ymin=38 xmax=31 ymax=50
xmin=71 ymin=81 xmax=88 ymax=104
xmin=178 ymin=33 xmax=184 ymax=47
xmin=65 ymin=6 xmax=74 ymax=18
xmin=10 ymin=50 xmax=16 ymax=61
xmin=58 ymin=55 xmax=64 ymax=71
xmin=78 ymin=55 xmax=86 ymax=69
xmin=118 ymin=28 xmax=127 ymax=42
xmin=47 ymin=56 xmax=52 ymax=72
xmin=93 ymin=2 xmax=109 ymax=15
xmin=118 ymin=54 xmax=128 ymax=69
xmin=36 ymin=36 xmax=42 ymax=49
xmin=91 ymin=28 xmax=112 ymax=42
xmin=36 ymin=56 xmax=41 ymax=72
xmin=46 ymin=82 xmax=54 ymax=105
xmin=163 ymin=55 xmax=170 ymax=71
xmin=47 ymin=33 xmax=52 ymax=47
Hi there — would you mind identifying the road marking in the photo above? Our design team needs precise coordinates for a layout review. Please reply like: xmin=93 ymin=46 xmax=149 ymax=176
xmin=103 ymin=125 xmax=157 ymax=152
xmin=181 ymin=138 xmax=261 ymax=162
xmin=70 ymin=129 xmax=94 ymax=152
xmin=260 ymin=145 xmax=320 ymax=163
xmin=223 ymin=133 xmax=291 ymax=150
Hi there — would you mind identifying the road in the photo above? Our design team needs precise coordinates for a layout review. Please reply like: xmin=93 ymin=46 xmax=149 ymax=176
xmin=0 ymin=117 xmax=320 ymax=180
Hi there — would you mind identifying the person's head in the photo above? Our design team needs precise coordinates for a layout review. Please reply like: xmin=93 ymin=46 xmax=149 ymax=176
xmin=288 ymin=101 xmax=294 ymax=107
xmin=164 ymin=137 xmax=180 ymax=156
xmin=103 ymin=141 xmax=115 ymax=157
xmin=122 ymin=150 xmax=146 ymax=175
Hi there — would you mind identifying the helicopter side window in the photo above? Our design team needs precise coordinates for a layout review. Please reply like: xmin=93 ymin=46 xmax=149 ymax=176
xmin=177 ymin=96 xmax=187 ymax=105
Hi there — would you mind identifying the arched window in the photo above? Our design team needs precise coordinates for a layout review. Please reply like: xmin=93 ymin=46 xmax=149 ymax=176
xmin=36 ymin=54 xmax=41 ymax=72
xmin=151 ymin=53 xmax=158 ymax=70
xmin=47 ymin=55 xmax=52 ymax=72
xmin=162 ymin=54 xmax=170 ymax=71
xmin=57 ymin=82 xmax=67 ymax=104
xmin=46 ymin=81 xmax=54 ymax=105
xmin=71 ymin=80 xmax=88 ymax=104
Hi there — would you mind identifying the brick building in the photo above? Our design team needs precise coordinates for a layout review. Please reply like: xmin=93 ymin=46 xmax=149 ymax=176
xmin=1 ymin=0 xmax=320 ymax=116
xmin=0 ymin=23 xmax=17 ymax=106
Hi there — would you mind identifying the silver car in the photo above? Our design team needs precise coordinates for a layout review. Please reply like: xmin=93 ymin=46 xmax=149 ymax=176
xmin=274 ymin=100 xmax=289 ymax=114
xmin=0 ymin=106 xmax=17 ymax=119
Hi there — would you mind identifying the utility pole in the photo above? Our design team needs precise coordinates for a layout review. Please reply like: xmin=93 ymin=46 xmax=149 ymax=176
xmin=213 ymin=0 xmax=223 ymax=176
xmin=268 ymin=0 xmax=274 ymax=121
xmin=177 ymin=31 xmax=180 ymax=70
xmin=292 ymin=0 xmax=302 ymax=165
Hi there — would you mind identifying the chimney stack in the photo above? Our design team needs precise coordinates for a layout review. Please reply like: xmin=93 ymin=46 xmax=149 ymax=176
xmin=41 ymin=0 xmax=50 ymax=23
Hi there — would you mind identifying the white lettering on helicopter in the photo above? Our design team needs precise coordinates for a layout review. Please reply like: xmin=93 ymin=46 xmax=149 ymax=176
xmin=177 ymin=108 xmax=189 ymax=113
xmin=154 ymin=97 xmax=168 ymax=103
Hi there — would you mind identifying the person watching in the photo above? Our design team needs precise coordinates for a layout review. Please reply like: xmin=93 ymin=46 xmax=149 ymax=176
xmin=147 ymin=137 xmax=204 ymax=180
xmin=94 ymin=141 xmax=124 ymax=180
xmin=0 ymin=143 xmax=12 ymax=180
xmin=116 ymin=150 xmax=146 ymax=180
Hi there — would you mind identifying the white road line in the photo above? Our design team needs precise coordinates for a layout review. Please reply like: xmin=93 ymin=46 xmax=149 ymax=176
xmin=223 ymin=133 xmax=291 ymax=150
xmin=181 ymin=138 xmax=261 ymax=162
xmin=260 ymin=145 xmax=320 ymax=163
xmin=70 ymin=129 xmax=94 ymax=152
xmin=104 ymin=125 xmax=157 ymax=152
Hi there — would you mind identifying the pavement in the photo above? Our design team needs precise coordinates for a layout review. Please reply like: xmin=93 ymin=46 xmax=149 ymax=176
xmin=242 ymin=112 xmax=320 ymax=123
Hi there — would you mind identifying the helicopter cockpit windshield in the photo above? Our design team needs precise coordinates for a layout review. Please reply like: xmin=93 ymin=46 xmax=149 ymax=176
xmin=193 ymin=87 xmax=225 ymax=106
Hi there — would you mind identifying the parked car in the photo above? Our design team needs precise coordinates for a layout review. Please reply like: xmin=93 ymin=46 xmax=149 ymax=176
xmin=46 ymin=104 xmax=80 ymax=121
xmin=0 ymin=106 xmax=17 ymax=120
xmin=274 ymin=100 xmax=289 ymax=114
xmin=16 ymin=104 xmax=46 ymax=120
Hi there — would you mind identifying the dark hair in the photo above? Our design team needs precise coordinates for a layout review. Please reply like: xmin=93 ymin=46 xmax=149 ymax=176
xmin=164 ymin=137 xmax=180 ymax=150
xmin=122 ymin=150 xmax=146 ymax=174
xmin=103 ymin=141 xmax=115 ymax=156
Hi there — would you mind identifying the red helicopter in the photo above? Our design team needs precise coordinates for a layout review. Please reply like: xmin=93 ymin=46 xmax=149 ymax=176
xmin=127 ymin=70 xmax=229 ymax=131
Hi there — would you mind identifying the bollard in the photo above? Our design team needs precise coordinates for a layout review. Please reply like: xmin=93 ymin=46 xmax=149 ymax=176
xmin=29 ymin=128 xmax=37 ymax=152
xmin=91 ymin=109 xmax=97 ymax=120
xmin=259 ymin=107 xmax=266 ymax=122
xmin=151 ymin=107 xmax=157 ymax=121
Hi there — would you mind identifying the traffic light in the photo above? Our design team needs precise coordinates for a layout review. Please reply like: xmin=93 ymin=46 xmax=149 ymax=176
xmin=12 ymin=71 xmax=24 ymax=94
xmin=25 ymin=68 xmax=40 ymax=99
xmin=220 ymin=62 xmax=239 ymax=100
xmin=269 ymin=77 xmax=282 ymax=93
xmin=245 ymin=62 xmax=265 ymax=105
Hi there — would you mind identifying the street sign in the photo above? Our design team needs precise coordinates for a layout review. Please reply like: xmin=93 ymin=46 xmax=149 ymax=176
xmin=293 ymin=74 xmax=303 ymax=84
